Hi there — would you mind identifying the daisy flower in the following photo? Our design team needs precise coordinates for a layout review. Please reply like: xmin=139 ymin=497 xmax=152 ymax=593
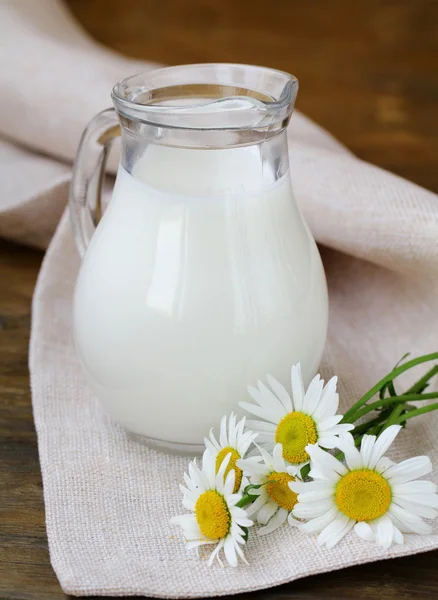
xmin=237 ymin=443 xmax=300 ymax=535
xmin=290 ymin=425 xmax=438 ymax=549
xmin=170 ymin=449 xmax=253 ymax=566
xmin=204 ymin=413 xmax=258 ymax=493
xmin=240 ymin=363 xmax=353 ymax=466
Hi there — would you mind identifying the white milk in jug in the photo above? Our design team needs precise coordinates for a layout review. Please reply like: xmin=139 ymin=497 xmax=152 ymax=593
xmin=73 ymin=142 xmax=328 ymax=447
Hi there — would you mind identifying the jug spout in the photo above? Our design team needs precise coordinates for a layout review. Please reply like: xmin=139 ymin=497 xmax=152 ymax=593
xmin=111 ymin=64 xmax=298 ymax=145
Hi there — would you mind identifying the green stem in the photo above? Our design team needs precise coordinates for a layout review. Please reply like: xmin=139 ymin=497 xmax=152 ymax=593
xmin=405 ymin=365 xmax=438 ymax=394
xmin=342 ymin=353 xmax=438 ymax=423
xmin=348 ymin=392 xmax=438 ymax=423
xmin=236 ymin=494 xmax=256 ymax=509
xmin=391 ymin=402 xmax=438 ymax=425
xmin=382 ymin=402 xmax=407 ymax=430
xmin=300 ymin=463 xmax=311 ymax=480
xmin=352 ymin=410 xmax=392 ymax=435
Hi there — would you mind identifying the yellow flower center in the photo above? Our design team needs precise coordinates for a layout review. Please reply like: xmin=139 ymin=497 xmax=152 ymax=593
xmin=215 ymin=447 xmax=242 ymax=493
xmin=335 ymin=469 xmax=392 ymax=522
xmin=265 ymin=471 xmax=298 ymax=511
xmin=195 ymin=490 xmax=231 ymax=539
xmin=275 ymin=412 xmax=318 ymax=464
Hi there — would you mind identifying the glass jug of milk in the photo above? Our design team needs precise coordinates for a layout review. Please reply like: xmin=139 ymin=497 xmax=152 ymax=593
xmin=70 ymin=64 xmax=328 ymax=454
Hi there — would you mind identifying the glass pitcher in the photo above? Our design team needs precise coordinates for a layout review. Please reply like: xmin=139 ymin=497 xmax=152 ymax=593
xmin=69 ymin=64 xmax=328 ymax=454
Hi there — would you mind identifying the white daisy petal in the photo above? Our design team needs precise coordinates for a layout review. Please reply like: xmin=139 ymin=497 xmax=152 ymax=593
xmin=188 ymin=461 xmax=201 ymax=490
xmin=286 ymin=465 xmax=299 ymax=477
xmin=393 ymin=498 xmax=437 ymax=520
xmin=226 ymin=493 xmax=242 ymax=507
xmin=219 ymin=414 xmax=229 ymax=447
xmin=206 ymin=429 xmax=221 ymax=451
xmin=245 ymin=494 xmax=268 ymax=516
xmin=297 ymin=488 xmax=334 ymax=502
xmin=326 ymin=517 xmax=355 ymax=549
xmin=236 ymin=517 xmax=254 ymax=529
xmin=317 ymin=415 xmax=343 ymax=431
xmin=299 ymin=506 xmax=339 ymax=533
xmin=257 ymin=501 xmax=278 ymax=525
xmin=231 ymin=505 xmax=253 ymax=523
xmin=246 ymin=384 xmax=284 ymax=419
xmin=224 ymin=535 xmax=238 ymax=567
xmin=375 ymin=514 xmax=394 ymax=549
xmin=239 ymin=431 xmax=258 ymax=457
xmin=239 ymin=401 xmax=280 ymax=425
xmin=337 ymin=435 xmax=363 ymax=471
xmin=237 ymin=461 xmax=266 ymax=478
xmin=317 ymin=435 xmax=342 ymax=449
xmin=182 ymin=496 xmax=196 ymax=511
xmin=375 ymin=456 xmax=395 ymax=474
xmin=253 ymin=443 xmax=276 ymax=468
xmin=216 ymin=452 xmax=232 ymax=490
xmin=228 ymin=413 xmax=237 ymax=447
xmin=251 ymin=433 xmax=277 ymax=445
xmin=208 ymin=539 xmax=224 ymax=566
xmin=393 ymin=480 xmax=437 ymax=495
xmin=191 ymin=459 xmax=210 ymax=491
xmin=393 ymin=525 xmax=404 ymax=544
xmin=368 ymin=425 xmax=402 ymax=470
xmin=359 ymin=434 xmax=376 ymax=469
xmin=179 ymin=483 xmax=197 ymax=500
xmin=204 ymin=437 xmax=219 ymax=457
xmin=312 ymin=376 xmax=339 ymax=421
xmin=389 ymin=504 xmax=433 ymax=534
xmin=302 ymin=374 xmax=324 ymax=416
xmin=291 ymin=363 xmax=305 ymax=411
xmin=293 ymin=499 xmax=334 ymax=519
xmin=393 ymin=491 xmax=438 ymax=509
xmin=258 ymin=507 xmax=288 ymax=535
xmin=316 ymin=391 xmax=340 ymax=423
xmin=306 ymin=443 xmax=347 ymax=477
xmin=308 ymin=467 xmax=339 ymax=482
xmin=354 ymin=521 xmax=375 ymax=542
xmin=183 ymin=470 xmax=197 ymax=489
xmin=257 ymin=380 xmax=288 ymax=417
xmin=236 ymin=415 xmax=245 ymax=438
xmin=287 ymin=513 xmax=302 ymax=527
xmin=273 ymin=442 xmax=284 ymax=462
xmin=234 ymin=541 xmax=249 ymax=565
xmin=326 ymin=423 xmax=355 ymax=436
xmin=267 ymin=374 xmax=293 ymax=412
xmin=385 ymin=456 xmax=432 ymax=484
xmin=170 ymin=514 xmax=196 ymax=527
xmin=223 ymin=469 xmax=236 ymax=497
xmin=289 ymin=480 xmax=333 ymax=494
xmin=317 ymin=513 xmax=354 ymax=548
xmin=389 ymin=512 xmax=419 ymax=535
xmin=245 ymin=420 xmax=277 ymax=433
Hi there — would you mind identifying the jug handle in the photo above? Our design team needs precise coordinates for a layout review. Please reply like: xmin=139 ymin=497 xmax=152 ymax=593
xmin=69 ymin=108 xmax=121 ymax=257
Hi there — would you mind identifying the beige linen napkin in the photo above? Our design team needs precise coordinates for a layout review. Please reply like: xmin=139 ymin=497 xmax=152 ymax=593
xmin=2 ymin=1 xmax=438 ymax=597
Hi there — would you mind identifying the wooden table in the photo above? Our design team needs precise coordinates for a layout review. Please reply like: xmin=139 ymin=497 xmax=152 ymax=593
xmin=1 ymin=1 xmax=438 ymax=598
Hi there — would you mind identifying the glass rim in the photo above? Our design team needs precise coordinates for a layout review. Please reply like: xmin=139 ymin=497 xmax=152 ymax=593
xmin=111 ymin=63 xmax=299 ymax=131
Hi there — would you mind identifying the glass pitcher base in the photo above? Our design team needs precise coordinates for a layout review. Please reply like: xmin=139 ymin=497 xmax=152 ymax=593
xmin=125 ymin=429 xmax=204 ymax=457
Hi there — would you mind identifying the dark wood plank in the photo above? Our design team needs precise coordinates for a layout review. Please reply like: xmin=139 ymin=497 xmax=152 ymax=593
xmin=1 ymin=0 xmax=438 ymax=598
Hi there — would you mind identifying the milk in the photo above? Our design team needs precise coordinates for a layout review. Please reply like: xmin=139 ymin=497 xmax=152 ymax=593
xmin=73 ymin=142 xmax=328 ymax=447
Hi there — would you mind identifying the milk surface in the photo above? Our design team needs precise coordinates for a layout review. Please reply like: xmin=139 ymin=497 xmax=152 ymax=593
xmin=73 ymin=143 xmax=328 ymax=445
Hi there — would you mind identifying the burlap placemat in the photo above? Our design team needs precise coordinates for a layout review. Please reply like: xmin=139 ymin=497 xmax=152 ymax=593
xmin=29 ymin=154 xmax=438 ymax=595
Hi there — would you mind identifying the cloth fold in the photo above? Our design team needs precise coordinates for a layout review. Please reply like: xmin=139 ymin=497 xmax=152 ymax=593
xmin=2 ymin=0 xmax=438 ymax=597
